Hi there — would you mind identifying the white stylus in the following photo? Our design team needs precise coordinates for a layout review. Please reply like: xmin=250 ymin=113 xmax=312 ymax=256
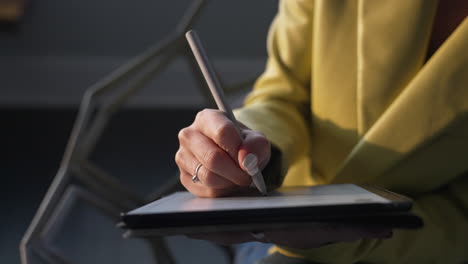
xmin=185 ymin=30 xmax=267 ymax=195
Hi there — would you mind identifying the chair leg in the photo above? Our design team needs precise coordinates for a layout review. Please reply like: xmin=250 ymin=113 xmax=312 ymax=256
xmin=146 ymin=237 xmax=177 ymax=264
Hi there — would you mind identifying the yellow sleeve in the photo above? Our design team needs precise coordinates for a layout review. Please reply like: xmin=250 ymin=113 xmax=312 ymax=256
xmin=274 ymin=173 xmax=468 ymax=263
xmin=234 ymin=0 xmax=468 ymax=262
xmin=234 ymin=0 xmax=314 ymax=185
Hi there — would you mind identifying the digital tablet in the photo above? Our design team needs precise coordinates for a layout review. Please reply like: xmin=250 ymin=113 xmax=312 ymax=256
xmin=120 ymin=184 xmax=423 ymax=237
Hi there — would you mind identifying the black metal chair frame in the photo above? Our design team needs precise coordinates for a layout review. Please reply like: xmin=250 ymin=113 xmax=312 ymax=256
xmin=20 ymin=1 xmax=256 ymax=263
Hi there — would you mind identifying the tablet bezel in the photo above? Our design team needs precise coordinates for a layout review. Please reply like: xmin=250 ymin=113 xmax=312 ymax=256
xmin=121 ymin=184 xmax=419 ymax=231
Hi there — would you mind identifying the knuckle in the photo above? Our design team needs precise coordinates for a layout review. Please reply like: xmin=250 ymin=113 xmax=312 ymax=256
xmin=196 ymin=109 xmax=213 ymax=122
xmin=203 ymin=148 xmax=225 ymax=170
xmin=194 ymin=111 xmax=203 ymax=122
xmin=178 ymin=127 xmax=189 ymax=142
xmin=174 ymin=150 xmax=183 ymax=166
xmin=199 ymin=169 xmax=216 ymax=186
xmin=213 ymin=122 xmax=234 ymax=142
xmin=213 ymin=122 xmax=240 ymax=154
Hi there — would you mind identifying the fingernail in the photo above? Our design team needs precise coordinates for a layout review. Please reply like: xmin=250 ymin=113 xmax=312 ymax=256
xmin=243 ymin=153 xmax=259 ymax=176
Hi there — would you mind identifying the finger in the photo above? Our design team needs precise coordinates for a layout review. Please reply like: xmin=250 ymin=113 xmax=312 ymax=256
xmin=179 ymin=127 xmax=251 ymax=186
xmin=238 ymin=129 xmax=271 ymax=172
xmin=175 ymin=148 xmax=235 ymax=189
xmin=179 ymin=169 xmax=240 ymax=198
xmin=194 ymin=109 xmax=243 ymax=162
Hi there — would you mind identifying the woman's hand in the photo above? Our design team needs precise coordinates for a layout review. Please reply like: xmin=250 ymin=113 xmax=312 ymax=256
xmin=176 ymin=109 xmax=271 ymax=197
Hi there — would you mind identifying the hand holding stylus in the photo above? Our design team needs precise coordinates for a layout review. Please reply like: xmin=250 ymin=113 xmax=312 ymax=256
xmin=175 ymin=31 xmax=270 ymax=197
xmin=176 ymin=108 xmax=271 ymax=197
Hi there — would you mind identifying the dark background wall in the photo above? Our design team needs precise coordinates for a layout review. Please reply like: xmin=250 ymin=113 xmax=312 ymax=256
xmin=0 ymin=1 xmax=278 ymax=263
xmin=1 ymin=0 xmax=278 ymax=107
xmin=0 ymin=0 xmax=276 ymax=57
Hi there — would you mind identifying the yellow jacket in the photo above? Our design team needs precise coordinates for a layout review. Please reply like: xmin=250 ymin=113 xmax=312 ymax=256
xmin=234 ymin=0 xmax=468 ymax=263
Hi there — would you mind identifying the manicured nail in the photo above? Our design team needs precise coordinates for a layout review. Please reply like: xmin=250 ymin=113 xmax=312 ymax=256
xmin=243 ymin=153 xmax=259 ymax=176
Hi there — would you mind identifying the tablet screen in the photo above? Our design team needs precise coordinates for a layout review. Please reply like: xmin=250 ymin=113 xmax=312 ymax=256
xmin=129 ymin=184 xmax=390 ymax=215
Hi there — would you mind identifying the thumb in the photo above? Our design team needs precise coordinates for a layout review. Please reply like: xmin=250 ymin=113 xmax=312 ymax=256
xmin=237 ymin=129 xmax=271 ymax=175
